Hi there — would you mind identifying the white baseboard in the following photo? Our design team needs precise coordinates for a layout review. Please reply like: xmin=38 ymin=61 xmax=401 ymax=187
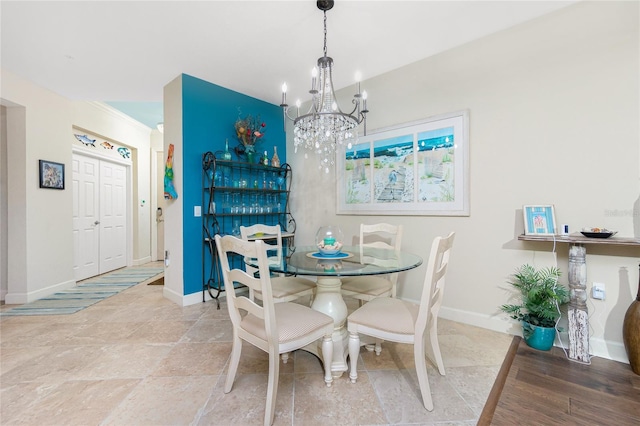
xmin=4 ymin=278 xmax=76 ymax=304
xmin=133 ymin=256 xmax=152 ymax=266
xmin=589 ymin=337 xmax=629 ymax=364
xmin=439 ymin=306 xmax=630 ymax=364
xmin=162 ymin=286 xmax=249 ymax=308
xmin=163 ymin=286 xmax=225 ymax=307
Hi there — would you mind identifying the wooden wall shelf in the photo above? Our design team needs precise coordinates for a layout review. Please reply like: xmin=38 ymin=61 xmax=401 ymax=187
xmin=518 ymin=233 xmax=640 ymax=247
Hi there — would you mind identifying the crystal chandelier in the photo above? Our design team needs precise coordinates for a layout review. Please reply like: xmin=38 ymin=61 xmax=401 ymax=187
xmin=280 ymin=0 xmax=369 ymax=173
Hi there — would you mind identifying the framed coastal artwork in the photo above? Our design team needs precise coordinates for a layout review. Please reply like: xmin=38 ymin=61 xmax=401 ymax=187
xmin=39 ymin=160 xmax=65 ymax=190
xmin=336 ymin=110 xmax=469 ymax=216
xmin=523 ymin=205 xmax=557 ymax=235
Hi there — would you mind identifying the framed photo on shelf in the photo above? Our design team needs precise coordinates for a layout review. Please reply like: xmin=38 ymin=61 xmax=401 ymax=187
xmin=39 ymin=160 xmax=65 ymax=190
xmin=523 ymin=205 xmax=556 ymax=235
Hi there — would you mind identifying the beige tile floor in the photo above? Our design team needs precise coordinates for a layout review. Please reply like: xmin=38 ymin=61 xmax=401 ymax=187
xmin=0 ymin=263 xmax=512 ymax=425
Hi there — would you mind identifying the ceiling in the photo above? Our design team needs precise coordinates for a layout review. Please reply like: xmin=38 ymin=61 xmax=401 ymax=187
xmin=1 ymin=1 xmax=576 ymax=129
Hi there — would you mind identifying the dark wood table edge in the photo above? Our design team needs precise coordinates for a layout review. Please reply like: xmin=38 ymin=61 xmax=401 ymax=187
xmin=477 ymin=335 xmax=522 ymax=425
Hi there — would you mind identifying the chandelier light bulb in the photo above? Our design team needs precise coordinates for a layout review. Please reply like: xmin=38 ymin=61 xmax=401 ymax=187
xmin=282 ymin=82 xmax=287 ymax=93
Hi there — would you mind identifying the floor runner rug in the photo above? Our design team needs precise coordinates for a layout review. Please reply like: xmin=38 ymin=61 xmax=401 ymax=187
xmin=1 ymin=267 xmax=163 ymax=316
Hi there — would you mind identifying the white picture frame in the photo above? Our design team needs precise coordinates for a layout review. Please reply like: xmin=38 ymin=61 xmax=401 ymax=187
xmin=336 ymin=110 xmax=469 ymax=216
xmin=523 ymin=205 xmax=557 ymax=235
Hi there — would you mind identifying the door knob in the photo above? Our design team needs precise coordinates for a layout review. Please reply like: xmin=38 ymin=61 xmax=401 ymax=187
xmin=94 ymin=221 xmax=100 ymax=225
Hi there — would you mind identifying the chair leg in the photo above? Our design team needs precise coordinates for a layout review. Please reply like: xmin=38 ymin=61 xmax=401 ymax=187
xmin=321 ymin=334 xmax=334 ymax=387
xmin=264 ymin=348 xmax=280 ymax=426
xmin=414 ymin=339 xmax=434 ymax=411
xmin=348 ymin=331 xmax=360 ymax=384
xmin=224 ymin=335 xmax=242 ymax=393
xmin=427 ymin=319 xmax=445 ymax=375
xmin=374 ymin=338 xmax=383 ymax=356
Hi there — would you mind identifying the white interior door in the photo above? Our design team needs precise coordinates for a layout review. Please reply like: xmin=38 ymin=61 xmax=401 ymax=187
xmin=72 ymin=155 xmax=100 ymax=280
xmin=99 ymin=161 xmax=127 ymax=272
xmin=73 ymin=153 xmax=127 ymax=281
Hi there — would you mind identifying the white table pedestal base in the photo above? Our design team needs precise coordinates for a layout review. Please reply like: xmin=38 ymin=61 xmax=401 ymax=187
xmin=308 ymin=276 xmax=349 ymax=377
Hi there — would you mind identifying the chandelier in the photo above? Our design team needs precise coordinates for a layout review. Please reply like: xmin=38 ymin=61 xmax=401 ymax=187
xmin=280 ymin=0 xmax=369 ymax=173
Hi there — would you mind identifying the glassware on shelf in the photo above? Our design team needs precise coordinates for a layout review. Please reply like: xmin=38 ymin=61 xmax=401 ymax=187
xmin=231 ymin=220 xmax=241 ymax=237
xmin=231 ymin=193 xmax=240 ymax=213
xmin=265 ymin=194 xmax=273 ymax=213
xmin=223 ymin=139 xmax=232 ymax=161
xmin=222 ymin=192 xmax=231 ymax=213
xmin=241 ymin=194 xmax=249 ymax=214
xmin=276 ymin=175 xmax=285 ymax=190
xmin=271 ymin=146 xmax=280 ymax=168
xmin=214 ymin=169 xmax=223 ymax=187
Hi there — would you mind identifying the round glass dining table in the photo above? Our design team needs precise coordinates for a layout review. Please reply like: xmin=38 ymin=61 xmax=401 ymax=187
xmin=250 ymin=245 xmax=423 ymax=376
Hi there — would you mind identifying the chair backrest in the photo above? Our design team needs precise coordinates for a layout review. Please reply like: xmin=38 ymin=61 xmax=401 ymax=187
xmin=215 ymin=234 xmax=277 ymax=347
xmin=240 ymin=224 xmax=283 ymax=276
xmin=359 ymin=223 xmax=403 ymax=288
xmin=415 ymin=232 xmax=455 ymax=338
xmin=359 ymin=223 xmax=403 ymax=253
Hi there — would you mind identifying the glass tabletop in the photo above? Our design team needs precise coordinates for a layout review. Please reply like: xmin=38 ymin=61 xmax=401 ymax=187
xmin=249 ymin=245 xmax=423 ymax=277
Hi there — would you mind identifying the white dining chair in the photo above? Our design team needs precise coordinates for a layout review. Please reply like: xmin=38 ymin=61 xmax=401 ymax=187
xmin=240 ymin=224 xmax=315 ymax=304
xmin=341 ymin=223 xmax=403 ymax=303
xmin=347 ymin=231 xmax=455 ymax=411
xmin=215 ymin=234 xmax=334 ymax=426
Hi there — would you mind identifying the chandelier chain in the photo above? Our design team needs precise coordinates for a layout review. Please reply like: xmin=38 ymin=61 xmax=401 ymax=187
xmin=323 ymin=11 xmax=328 ymax=58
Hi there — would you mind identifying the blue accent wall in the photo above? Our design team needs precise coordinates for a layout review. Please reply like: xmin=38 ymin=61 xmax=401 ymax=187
xmin=181 ymin=74 xmax=286 ymax=296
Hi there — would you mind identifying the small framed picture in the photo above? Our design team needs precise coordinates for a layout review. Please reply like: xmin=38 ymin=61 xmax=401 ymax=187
xmin=39 ymin=160 xmax=65 ymax=190
xmin=523 ymin=205 xmax=556 ymax=235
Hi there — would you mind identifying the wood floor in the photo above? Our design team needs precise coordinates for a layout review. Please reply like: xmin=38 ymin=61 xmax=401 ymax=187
xmin=479 ymin=336 xmax=640 ymax=425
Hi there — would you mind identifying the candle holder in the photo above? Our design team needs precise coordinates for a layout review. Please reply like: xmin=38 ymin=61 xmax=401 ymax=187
xmin=316 ymin=225 xmax=344 ymax=255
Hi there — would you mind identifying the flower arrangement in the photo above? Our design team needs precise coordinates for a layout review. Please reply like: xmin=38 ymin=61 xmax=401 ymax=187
xmin=234 ymin=113 xmax=266 ymax=152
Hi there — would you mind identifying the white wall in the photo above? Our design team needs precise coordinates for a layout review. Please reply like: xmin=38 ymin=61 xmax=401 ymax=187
xmin=161 ymin=75 xmax=185 ymax=305
xmin=1 ymin=69 xmax=154 ymax=303
xmin=288 ymin=1 xmax=639 ymax=362
xmin=0 ymin=106 xmax=8 ymax=300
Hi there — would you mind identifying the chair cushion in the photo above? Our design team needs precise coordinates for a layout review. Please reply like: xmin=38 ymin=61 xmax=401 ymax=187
xmin=255 ymin=276 xmax=315 ymax=299
xmin=348 ymin=297 xmax=418 ymax=335
xmin=341 ymin=276 xmax=392 ymax=296
xmin=241 ymin=302 xmax=333 ymax=344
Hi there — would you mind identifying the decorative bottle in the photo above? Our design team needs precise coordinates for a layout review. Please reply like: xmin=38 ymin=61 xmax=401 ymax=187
xmin=262 ymin=151 xmax=269 ymax=166
xmin=271 ymin=146 xmax=280 ymax=168
xmin=623 ymin=263 xmax=640 ymax=375
xmin=223 ymin=139 xmax=232 ymax=161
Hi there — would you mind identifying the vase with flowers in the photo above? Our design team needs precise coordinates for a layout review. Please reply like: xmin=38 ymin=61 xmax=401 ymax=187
xmin=234 ymin=113 xmax=266 ymax=163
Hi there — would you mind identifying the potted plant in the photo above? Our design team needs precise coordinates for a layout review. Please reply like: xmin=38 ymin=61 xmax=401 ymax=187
xmin=501 ymin=264 xmax=569 ymax=351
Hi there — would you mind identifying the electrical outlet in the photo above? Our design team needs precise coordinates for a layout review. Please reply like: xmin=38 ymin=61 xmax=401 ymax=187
xmin=592 ymin=282 xmax=605 ymax=300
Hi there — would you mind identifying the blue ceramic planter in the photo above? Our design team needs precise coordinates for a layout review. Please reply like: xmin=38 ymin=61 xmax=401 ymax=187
xmin=522 ymin=321 xmax=556 ymax=351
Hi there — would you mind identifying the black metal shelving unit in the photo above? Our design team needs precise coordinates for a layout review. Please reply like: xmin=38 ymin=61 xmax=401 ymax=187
xmin=202 ymin=152 xmax=296 ymax=307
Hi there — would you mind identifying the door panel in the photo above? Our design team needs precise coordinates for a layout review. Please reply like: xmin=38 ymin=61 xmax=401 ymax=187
xmin=99 ymin=161 xmax=127 ymax=273
xmin=72 ymin=155 xmax=100 ymax=280
xmin=73 ymin=154 xmax=127 ymax=280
